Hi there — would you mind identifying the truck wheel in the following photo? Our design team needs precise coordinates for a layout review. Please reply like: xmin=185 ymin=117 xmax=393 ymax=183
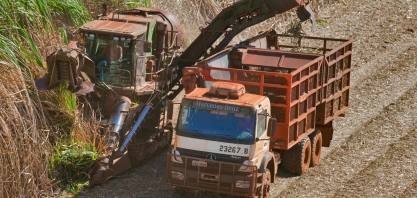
xmin=159 ymin=128 xmax=173 ymax=149
xmin=261 ymin=168 xmax=271 ymax=198
xmin=174 ymin=187 xmax=190 ymax=196
xmin=282 ymin=136 xmax=311 ymax=175
xmin=309 ymin=129 xmax=322 ymax=167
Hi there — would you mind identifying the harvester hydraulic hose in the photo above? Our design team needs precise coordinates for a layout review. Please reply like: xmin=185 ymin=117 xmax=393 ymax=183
xmin=118 ymin=104 xmax=152 ymax=153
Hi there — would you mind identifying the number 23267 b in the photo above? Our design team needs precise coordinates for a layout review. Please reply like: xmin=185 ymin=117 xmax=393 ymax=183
xmin=219 ymin=145 xmax=248 ymax=154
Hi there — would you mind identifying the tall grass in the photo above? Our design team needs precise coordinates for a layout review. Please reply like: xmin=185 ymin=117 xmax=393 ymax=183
xmin=82 ymin=0 xmax=152 ymax=18
xmin=45 ymin=83 xmax=102 ymax=195
xmin=49 ymin=0 xmax=92 ymax=26
xmin=0 ymin=0 xmax=92 ymax=197
xmin=0 ymin=62 xmax=52 ymax=197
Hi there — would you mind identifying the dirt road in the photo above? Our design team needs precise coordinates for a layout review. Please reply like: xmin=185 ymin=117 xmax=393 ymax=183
xmin=78 ymin=0 xmax=417 ymax=197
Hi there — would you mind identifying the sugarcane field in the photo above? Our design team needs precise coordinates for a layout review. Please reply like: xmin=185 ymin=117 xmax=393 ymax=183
xmin=0 ymin=0 xmax=416 ymax=197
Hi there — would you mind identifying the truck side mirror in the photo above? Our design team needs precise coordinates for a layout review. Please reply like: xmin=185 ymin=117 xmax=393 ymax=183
xmin=143 ymin=41 xmax=152 ymax=52
xmin=167 ymin=100 xmax=174 ymax=120
xmin=268 ymin=118 xmax=277 ymax=137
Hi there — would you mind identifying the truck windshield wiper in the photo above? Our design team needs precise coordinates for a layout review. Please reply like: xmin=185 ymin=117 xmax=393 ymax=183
xmin=183 ymin=129 xmax=210 ymax=140
xmin=212 ymin=133 xmax=241 ymax=144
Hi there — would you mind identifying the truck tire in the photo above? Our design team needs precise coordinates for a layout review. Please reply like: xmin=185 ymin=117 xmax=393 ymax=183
xmin=174 ymin=186 xmax=191 ymax=196
xmin=261 ymin=168 xmax=271 ymax=198
xmin=281 ymin=136 xmax=311 ymax=175
xmin=256 ymin=168 xmax=271 ymax=198
xmin=159 ymin=128 xmax=173 ymax=149
xmin=309 ymin=129 xmax=322 ymax=167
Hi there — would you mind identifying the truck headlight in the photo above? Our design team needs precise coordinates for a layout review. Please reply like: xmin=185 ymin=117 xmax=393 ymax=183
xmin=171 ymin=171 xmax=184 ymax=180
xmin=236 ymin=180 xmax=250 ymax=188
xmin=239 ymin=160 xmax=249 ymax=171
xmin=171 ymin=150 xmax=183 ymax=163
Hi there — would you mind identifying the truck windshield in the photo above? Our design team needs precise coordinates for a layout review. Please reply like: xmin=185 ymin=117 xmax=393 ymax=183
xmin=178 ymin=105 xmax=256 ymax=144
xmin=82 ymin=33 xmax=134 ymax=85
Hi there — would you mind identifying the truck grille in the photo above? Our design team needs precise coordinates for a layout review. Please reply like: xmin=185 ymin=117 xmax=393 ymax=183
xmin=176 ymin=147 xmax=248 ymax=164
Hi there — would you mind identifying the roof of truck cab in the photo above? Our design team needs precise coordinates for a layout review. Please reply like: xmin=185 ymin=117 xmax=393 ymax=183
xmin=79 ymin=20 xmax=147 ymax=38
xmin=184 ymin=88 xmax=269 ymax=109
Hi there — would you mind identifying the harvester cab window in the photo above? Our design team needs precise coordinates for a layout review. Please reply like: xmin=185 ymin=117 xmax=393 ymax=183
xmin=81 ymin=33 xmax=136 ymax=85
xmin=84 ymin=33 xmax=96 ymax=56
xmin=95 ymin=39 xmax=107 ymax=58
xmin=95 ymin=37 xmax=124 ymax=84
xmin=83 ymin=35 xmax=109 ymax=60
xmin=134 ymin=34 xmax=147 ymax=86
xmin=256 ymin=109 xmax=267 ymax=138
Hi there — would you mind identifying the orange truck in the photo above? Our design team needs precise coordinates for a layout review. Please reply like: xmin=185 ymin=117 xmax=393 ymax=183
xmin=166 ymin=30 xmax=353 ymax=197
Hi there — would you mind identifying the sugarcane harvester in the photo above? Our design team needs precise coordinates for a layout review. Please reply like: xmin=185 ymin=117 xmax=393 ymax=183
xmin=36 ymin=0 xmax=316 ymax=185
xmin=37 ymin=5 xmax=185 ymax=185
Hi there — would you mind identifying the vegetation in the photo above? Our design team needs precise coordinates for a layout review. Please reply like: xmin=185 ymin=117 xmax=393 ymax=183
xmin=0 ymin=0 xmax=92 ymax=197
xmin=47 ymin=82 xmax=101 ymax=195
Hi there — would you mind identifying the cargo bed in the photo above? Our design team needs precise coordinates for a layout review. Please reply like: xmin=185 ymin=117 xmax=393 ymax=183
xmin=191 ymin=32 xmax=352 ymax=150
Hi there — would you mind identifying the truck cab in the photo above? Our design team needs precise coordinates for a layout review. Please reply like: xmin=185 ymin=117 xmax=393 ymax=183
xmin=167 ymin=82 xmax=278 ymax=197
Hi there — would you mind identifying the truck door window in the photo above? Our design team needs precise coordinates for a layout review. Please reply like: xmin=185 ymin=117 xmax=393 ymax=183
xmin=256 ymin=109 xmax=267 ymax=138
xmin=179 ymin=105 xmax=189 ymax=125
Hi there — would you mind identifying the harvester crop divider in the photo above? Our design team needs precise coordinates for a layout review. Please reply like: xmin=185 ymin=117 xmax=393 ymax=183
xmin=90 ymin=150 xmax=131 ymax=186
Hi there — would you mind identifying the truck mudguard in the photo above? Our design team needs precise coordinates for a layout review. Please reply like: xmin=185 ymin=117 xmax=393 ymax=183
xmin=259 ymin=151 xmax=276 ymax=181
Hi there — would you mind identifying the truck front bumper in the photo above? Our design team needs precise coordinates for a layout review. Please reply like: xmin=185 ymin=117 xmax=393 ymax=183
xmin=166 ymin=153 xmax=260 ymax=197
